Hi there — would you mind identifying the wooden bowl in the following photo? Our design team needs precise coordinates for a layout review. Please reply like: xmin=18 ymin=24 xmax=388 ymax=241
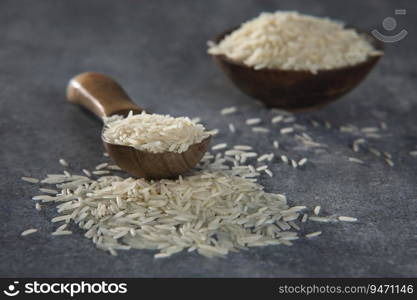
xmin=67 ymin=72 xmax=211 ymax=180
xmin=211 ymin=26 xmax=384 ymax=112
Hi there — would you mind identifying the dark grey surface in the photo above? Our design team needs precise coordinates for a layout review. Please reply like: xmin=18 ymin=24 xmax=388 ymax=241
xmin=1 ymin=0 xmax=416 ymax=277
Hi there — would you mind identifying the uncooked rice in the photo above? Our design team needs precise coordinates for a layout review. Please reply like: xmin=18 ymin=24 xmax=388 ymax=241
xmin=256 ymin=165 xmax=268 ymax=171
xmin=82 ymin=169 xmax=92 ymax=177
xmin=39 ymin=188 xmax=58 ymax=194
xmin=309 ymin=216 xmax=331 ymax=223
xmin=257 ymin=154 xmax=270 ymax=162
xmin=301 ymin=214 xmax=308 ymax=223
xmin=220 ymin=106 xmax=237 ymax=115
xmin=361 ymin=127 xmax=379 ymax=133
xmin=212 ymin=143 xmax=228 ymax=151
xmin=92 ymin=170 xmax=111 ymax=175
xmin=95 ymin=163 xmax=109 ymax=170
xmin=102 ymin=111 xmax=211 ymax=154
xmin=23 ymin=150 xmax=347 ymax=258
xmin=52 ymin=230 xmax=73 ymax=236
xmin=281 ymin=127 xmax=294 ymax=134
xmin=208 ymin=11 xmax=380 ymax=73
xmin=348 ymin=157 xmax=365 ymax=164
xmin=272 ymin=115 xmax=284 ymax=124
xmin=338 ymin=216 xmax=358 ymax=222
xmin=252 ymin=127 xmax=270 ymax=133
xmin=306 ymin=231 xmax=322 ymax=238
xmin=246 ymin=118 xmax=261 ymax=125
xmin=59 ymin=158 xmax=69 ymax=167
xmin=234 ymin=145 xmax=252 ymax=151
xmin=385 ymin=158 xmax=394 ymax=167
xmin=21 ymin=228 xmax=38 ymax=236
xmin=298 ymin=158 xmax=308 ymax=166
xmin=21 ymin=177 xmax=39 ymax=184
xmin=291 ymin=160 xmax=298 ymax=168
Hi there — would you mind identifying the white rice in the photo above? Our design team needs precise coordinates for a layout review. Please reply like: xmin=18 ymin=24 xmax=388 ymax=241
xmin=368 ymin=148 xmax=381 ymax=157
xmin=102 ymin=111 xmax=211 ymax=154
xmin=298 ymin=158 xmax=308 ymax=166
xmin=208 ymin=11 xmax=380 ymax=73
xmin=384 ymin=158 xmax=394 ymax=167
xmin=301 ymin=214 xmax=308 ymax=223
xmin=256 ymin=165 xmax=268 ymax=171
xmin=246 ymin=118 xmax=261 ymax=125
xmin=306 ymin=231 xmax=322 ymax=238
xmin=107 ymin=165 xmax=122 ymax=171
xmin=273 ymin=141 xmax=279 ymax=149
xmin=271 ymin=115 xmax=284 ymax=124
xmin=211 ymin=143 xmax=228 ymax=151
xmin=283 ymin=116 xmax=296 ymax=123
xmin=361 ymin=127 xmax=379 ymax=133
xmin=280 ymin=127 xmax=294 ymax=134
xmin=314 ymin=206 xmax=321 ymax=216
xmin=52 ymin=230 xmax=73 ymax=236
xmin=252 ymin=127 xmax=270 ymax=133
xmin=291 ymin=160 xmax=298 ymax=168
xmin=95 ymin=163 xmax=109 ymax=170
xmin=352 ymin=138 xmax=365 ymax=152
xmin=21 ymin=228 xmax=38 ymax=236
xmin=220 ymin=106 xmax=237 ymax=115
xmin=39 ymin=188 xmax=58 ymax=194
xmin=26 ymin=151 xmax=341 ymax=258
xmin=409 ymin=151 xmax=417 ymax=157
xmin=309 ymin=216 xmax=331 ymax=223
xmin=348 ymin=157 xmax=365 ymax=164
xmin=21 ymin=177 xmax=39 ymax=183
xmin=82 ymin=169 xmax=92 ymax=177
xmin=93 ymin=170 xmax=111 ymax=175
xmin=383 ymin=152 xmax=392 ymax=159
xmin=59 ymin=158 xmax=69 ymax=167
xmin=257 ymin=154 xmax=270 ymax=162
xmin=281 ymin=155 xmax=289 ymax=163
xmin=338 ymin=216 xmax=358 ymax=222
xmin=229 ymin=123 xmax=236 ymax=133
xmin=234 ymin=145 xmax=252 ymax=151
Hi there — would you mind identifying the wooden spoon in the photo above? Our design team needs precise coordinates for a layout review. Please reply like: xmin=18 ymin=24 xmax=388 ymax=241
xmin=66 ymin=72 xmax=211 ymax=179
xmin=211 ymin=26 xmax=384 ymax=112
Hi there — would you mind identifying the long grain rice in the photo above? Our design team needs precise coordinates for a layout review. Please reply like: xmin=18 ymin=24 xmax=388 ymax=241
xmin=208 ymin=11 xmax=380 ymax=73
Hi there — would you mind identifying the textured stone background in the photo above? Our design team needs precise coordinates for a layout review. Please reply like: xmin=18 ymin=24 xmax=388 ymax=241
xmin=1 ymin=0 xmax=416 ymax=277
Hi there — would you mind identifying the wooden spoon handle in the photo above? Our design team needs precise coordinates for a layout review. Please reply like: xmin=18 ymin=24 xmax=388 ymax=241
xmin=66 ymin=72 xmax=142 ymax=119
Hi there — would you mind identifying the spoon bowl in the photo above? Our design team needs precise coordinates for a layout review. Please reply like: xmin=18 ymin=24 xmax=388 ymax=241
xmin=67 ymin=72 xmax=210 ymax=179
xmin=211 ymin=26 xmax=384 ymax=112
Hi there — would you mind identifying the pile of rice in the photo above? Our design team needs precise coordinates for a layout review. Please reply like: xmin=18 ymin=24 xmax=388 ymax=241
xmin=208 ymin=11 xmax=381 ymax=73
xmin=26 ymin=151 xmax=339 ymax=258
xmin=103 ymin=111 xmax=211 ymax=153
